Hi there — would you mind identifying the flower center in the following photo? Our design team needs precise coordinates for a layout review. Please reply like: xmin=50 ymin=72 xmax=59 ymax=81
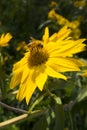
xmin=28 ymin=42 xmax=49 ymax=67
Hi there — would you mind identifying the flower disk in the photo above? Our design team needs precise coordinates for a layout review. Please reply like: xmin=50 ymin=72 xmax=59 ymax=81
xmin=28 ymin=42 xmax=49 ymax=67
xmin=10 ymin=26 xmax=86 ymax=104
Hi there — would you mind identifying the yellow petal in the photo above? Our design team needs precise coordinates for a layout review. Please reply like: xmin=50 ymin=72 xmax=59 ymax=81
xmin=13 ymin=53 xmax=29 ymax=72
xmin=17 ymin=77 xmax=36 ymax=105
xmin=67 ymin=58 xmax=86 ymax=66
xmin=46 ymin=62 xmax=77 ymax=72
xmin=57 ymin=26 xmax=71 ymax=40
xmin=10 ymin=68 xmax=23 ymax=89
xmin=49 ymin=33 xmax=58 ymax=41
xmin=81 ymin=70 xmax=87 ymax=77
xmin=17 ymin=68 xmax=36 ymax=104
xmin=46 ymin=65 xmax=67 ymax=80
xmin=42 ymin=27 xmax=49 ymax=44
xmin=4 ymin=33 xmax=13 ymax=42
xmin=0 ymin=33 xmax=12 ymax=46
xmin=35 ymin=68 xmax=47 ymax=91
xmin=16 ymin=82 xmax=27 ymax=101
xmin=20 ymin=66 xmax=30 ymax=84
xmin=47 ymin=39 xmax=86 ymax=57
xmin=25 ymin=80 xmax=36 ymax=105
xmin=47 ymin=57 xmax=81 ymax=72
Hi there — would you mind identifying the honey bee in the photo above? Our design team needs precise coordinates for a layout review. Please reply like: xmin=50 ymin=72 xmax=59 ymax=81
xmin=28 ymin=41 xmax=43 ymax=50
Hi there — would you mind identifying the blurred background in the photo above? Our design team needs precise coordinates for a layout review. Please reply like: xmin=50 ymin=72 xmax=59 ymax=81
xmin=0 ymin=0 xmax=87 ymax=130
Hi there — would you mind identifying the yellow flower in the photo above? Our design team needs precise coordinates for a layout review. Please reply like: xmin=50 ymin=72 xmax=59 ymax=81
xmin=69 ymin=20 xmax=80 ymax=29
xmin=73 ymin=0 xmax=87 ymax=8
xmin=48 ymin=10 xmax=80 ymax=29
xmin=71 ymin=28 xmax=81 ymax=39
xmin=48 ymin=9 xmax=81 ymax=39
xmin=48 ymin=9 xmax=69 ymax=26
xmin=10 ymin=26 xmax=86 ymax=104
xmin=16 ymin=41 xmax=28 ymax=51
xmin=0 ymin=33 xmax=12 ymax=47
xmin=49 ymin=1 xmax=58 ymax=8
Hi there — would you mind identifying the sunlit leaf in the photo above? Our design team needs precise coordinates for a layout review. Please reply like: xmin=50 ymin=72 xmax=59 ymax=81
xmin=77 ymin=87 xmax=87 ymax=102
xmin=52 ymin=94 xmax=62 ymax=105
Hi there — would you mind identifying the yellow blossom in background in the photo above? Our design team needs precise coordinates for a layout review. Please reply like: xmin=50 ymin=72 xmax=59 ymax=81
xmin=48 ymin=9 xmax=81 ymax=39
xmin=72 ymin=28 xmax=81 ymax=39
xmin=10 ymin=26 xmax=86 ymax=104
xmin=69 ymin=20 xmax=80 ymax=29
xmin=73 ymin=0 xmax=87 ymax=8
xmin=49 ymin=1 xmax=58 ymax=8
xmin=48 ymin=9 xmax=69 ymax=25
xmin=81 ymin=69 xmax=87 ymax=77
xmin=0 ymin=33 xmax=12 ymax=47
xmin=16 ymin=41 xmax=28 ymax=51
xmin=64 ymin=128 xmax=69 ymax=130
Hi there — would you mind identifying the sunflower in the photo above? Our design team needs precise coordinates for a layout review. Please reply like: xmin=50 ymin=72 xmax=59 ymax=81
xmin=0 ymin=33 xmax=12 ymax=47
xmin=10 ymin=26 xmax=86 ymax=104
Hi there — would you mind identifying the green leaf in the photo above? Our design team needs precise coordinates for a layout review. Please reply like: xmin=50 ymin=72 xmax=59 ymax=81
xmin=54 ymin=104 xmax=65 ymax=130
xmin=52 ymin=94 xmax=62 ymax=105
xmin=32 ymin=109 xmax=52 ymax=130
xmin=32 ymin=108 xmax=55 ymax=130
xmin=32 ymin=116 xmax=48 ymax=130
xmin=77 ymin=87 xmax=87 ymax=102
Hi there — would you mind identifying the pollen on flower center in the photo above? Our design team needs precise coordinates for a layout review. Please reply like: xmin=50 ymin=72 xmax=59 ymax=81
xmin=28 ymin=42 xmax=49 ymax=67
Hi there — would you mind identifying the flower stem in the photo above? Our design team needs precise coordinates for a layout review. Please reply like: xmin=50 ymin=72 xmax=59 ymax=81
xmin=0 ymin=109 xmax=47 ymax=129
xmin=68 ymin=110 xmax=74 ymax=130
xmin=28 ymin=93 xmax=47 ymax=113
xmin=45 ymin=87 xmax=62 ymax=104
xmin=0 ymin=101 xmax=27 ymax=113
